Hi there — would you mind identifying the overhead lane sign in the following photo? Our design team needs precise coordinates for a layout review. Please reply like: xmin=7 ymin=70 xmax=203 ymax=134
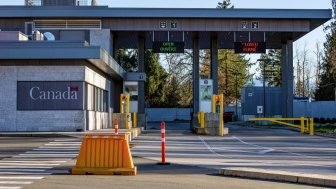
xmin=234 ymin=42 xmax=266 ymax=54
xmin=153 ymin=41 xmax=184 ymax=53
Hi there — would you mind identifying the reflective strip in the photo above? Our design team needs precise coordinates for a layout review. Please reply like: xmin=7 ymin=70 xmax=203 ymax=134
xmin=161 ymin=138 xmax=165 ymax=142
xmin=161 ymin=129 xmax=165 ymax=134
xmin=114 ymin=124 xmax=118 ymax=128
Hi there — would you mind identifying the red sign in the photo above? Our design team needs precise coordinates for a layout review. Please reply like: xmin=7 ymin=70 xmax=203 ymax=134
xmin=234 ymin=42 xmax=266 ymax=54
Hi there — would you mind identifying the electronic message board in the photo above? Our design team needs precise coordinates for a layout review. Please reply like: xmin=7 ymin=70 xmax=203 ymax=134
xmin=153 ymin=41 xmax=184 ymax=53
xmin=234 ymin=42 xmax=266 ymax=54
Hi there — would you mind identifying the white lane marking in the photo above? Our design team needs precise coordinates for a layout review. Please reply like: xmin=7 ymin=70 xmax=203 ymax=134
xmin=1 ymin=157 xmax=69 ymax=163
xmin=0 ymin=162 xmax=59 ymax=165
xmin=132 ymin=151 xmax=214 ymax=157
xmin=0 ymin=169 xmax=47 ymax=172
xmin=0 ymin=165 xmax=52 ymax=169
xmin=44 ymin=144 xmax=80 ymax=146
xmin=231 ymin=136 xmax=275 ymax=153
xmin=259 ymin=149 xmax=275 ymax=154
xmin=0 ymin=161 xmax=65 ymax=163
xmin=210 ymin=147 xmax=268 ymax=154
xmin=0 ymin=172 xmax=51 ymax=175
xmin=198 ymin=136 xmax=275 ymax=155
xmin=47 ymin=142 xmax=81 ymax=144
xmin=5 ymin=158 xmax=69 ymax=161
xmin=36 ymin=147 xmax=80 ymax=150
xmin=231 ymin=136 xmax=319 ymax=157
xmin=0 ymin=181 xmax=32 ymax=184
xmin=134 ymin=140 xmax=203 ymax=144
xmin=33 ymin=148 xmax=79 ymax=151
xmin=0 ymin=176 xmax=44 ymax=180
xmin=197 ymin=137 xmax=223 ymax=156
xmin=0 ymin=187 xmax=22 ymax=189
xmin=25 ymin=151 xmax=78 ymax=154
xmin=15 ymin=154 xmax=76 ymax=157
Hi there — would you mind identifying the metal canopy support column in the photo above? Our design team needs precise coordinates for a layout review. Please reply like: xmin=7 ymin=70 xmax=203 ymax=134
xmin=193 ymin=37 xmax=200 ymax=113
xmin=281 ymin=40 xmax=294 ymax=118
xmin=138 ymin=35 xmax=145 ymax=114
xmin=286 ymin=40 xmax=294 ymax=118
xmin=211 ymin=37 xmax=218 ymax=94
xmin=281 ymin=43 xmax=287 ymax=118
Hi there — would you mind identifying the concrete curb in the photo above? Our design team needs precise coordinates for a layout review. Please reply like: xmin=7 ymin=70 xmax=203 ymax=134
xmin=219 ymin=168 xmax=336 ymax=188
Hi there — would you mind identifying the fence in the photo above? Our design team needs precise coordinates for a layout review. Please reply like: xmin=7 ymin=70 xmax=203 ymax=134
xmin=294 ymin=101 xmax=336 ymax=119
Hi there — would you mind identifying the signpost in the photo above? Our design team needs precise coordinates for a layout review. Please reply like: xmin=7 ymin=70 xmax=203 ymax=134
xmin=234 ymin=42 xmax=266 ymax=54
xmin=153 ymin=41 xmax=184 ymax=53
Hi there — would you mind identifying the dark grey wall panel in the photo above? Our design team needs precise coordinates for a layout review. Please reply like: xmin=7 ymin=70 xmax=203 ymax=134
xmin=17 ymin=81 xmax=84 ymax=110
xmin=60 ymin=30 xmax=85 ymax=41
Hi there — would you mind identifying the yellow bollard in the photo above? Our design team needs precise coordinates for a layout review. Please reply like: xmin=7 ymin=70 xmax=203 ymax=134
xmin=300 ymin=117 xmax=305 ymax=133
xmin=198 ymin=112 xmax=200 ymax=124
xmin=133 ymin=112 xmax=137 ymax=128
xmin=309 ymin=118 xmax=314 ymax=136
xmin=219 ymin=94 xmax=224 ymax=137
xmin=200 ymin=112 xmax=205 ymax=129
xmin=125 ymin=113 xmax=130 ymax=129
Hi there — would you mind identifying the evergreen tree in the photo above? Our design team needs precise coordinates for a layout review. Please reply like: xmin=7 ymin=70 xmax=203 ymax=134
xmin=165 ymin=76 xmax=181 ymax=107
xmin=116 ymin=49 xmax=138 ymax=72
xmin=315 ymin=0 xmax=336 ymax=100
xmin=257 ymin=49 xmax=282 ymax=87
xmin=217 ymin=0 xmax=234 ymax=9
xmin=145 ymin=50 xmax=169 ymax=107
xmin=200 ymin=49 xmax=251 ymax=105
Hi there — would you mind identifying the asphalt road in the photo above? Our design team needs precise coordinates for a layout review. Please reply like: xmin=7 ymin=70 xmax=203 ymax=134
xmin=132 ymin=123 xmax=336 ymax=178
xmin=0 ymin=124 xmax=335 ymax=189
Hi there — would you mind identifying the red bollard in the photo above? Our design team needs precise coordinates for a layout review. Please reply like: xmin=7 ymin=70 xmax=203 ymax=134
xmin=157 ymin=121 xmax=170 ymax=165
xmin=114 ymin=118 xmax=119 ymax=134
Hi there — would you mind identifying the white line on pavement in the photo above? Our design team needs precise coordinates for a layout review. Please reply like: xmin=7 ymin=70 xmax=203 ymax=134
xmin=47 ymin=142 xmax=81 ymax=144
xmin=33 ymin=148 xmax=79 ymax=151
xmin=44 ymin=144 xmax=80 ymax=146
xmin=0 ymin=165 xmax=52 ymax=169
xmin=0 ymin=176 xmax=44 ymax=180
xmin=25 ymin=151 xmax=78 ymax=154
xmin=5 ymin=158 xmax=69 ymax=161
xmin=0 ymin=163 xmax=59 ymax=166
xmin=53 ymin=139 xmax=81 ymax=142
xmin=231 ymin=136 xmax=275 ymax=152
xmin=0 ymin=181 xmax=32 ymax=184
xmin=0 ymin=187 xmax=22 ymax=189
xmin=198 ymin=136 xmax=225 ymax=156
xmin=15 ymin=154 xmax=76 ymax=157
xmin=0 ymin=172 xmax=51 ymax=175
xmin=0 ymin=169 xmax=47 ymax=172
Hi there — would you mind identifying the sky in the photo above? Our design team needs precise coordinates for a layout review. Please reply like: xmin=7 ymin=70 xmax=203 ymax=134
xmin=0 ymin=0 xmax=333 ymax=85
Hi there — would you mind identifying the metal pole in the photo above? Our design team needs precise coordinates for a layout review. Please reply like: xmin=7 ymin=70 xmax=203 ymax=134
xmin=235 ymin=74 xmax=238 ymax=120
xmin=263 ymin=61 xmax=266 ymax=118
xmin=225 ymin=61 xmax=228 ymax=97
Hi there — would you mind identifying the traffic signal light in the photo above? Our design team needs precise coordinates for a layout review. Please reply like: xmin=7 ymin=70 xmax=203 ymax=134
xmin=215 ymin=95 xmax=220 ymax=104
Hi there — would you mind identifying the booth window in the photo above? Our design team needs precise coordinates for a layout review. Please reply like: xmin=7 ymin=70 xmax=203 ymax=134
xmin=86 ymin=83 xmax=108 ymax=112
